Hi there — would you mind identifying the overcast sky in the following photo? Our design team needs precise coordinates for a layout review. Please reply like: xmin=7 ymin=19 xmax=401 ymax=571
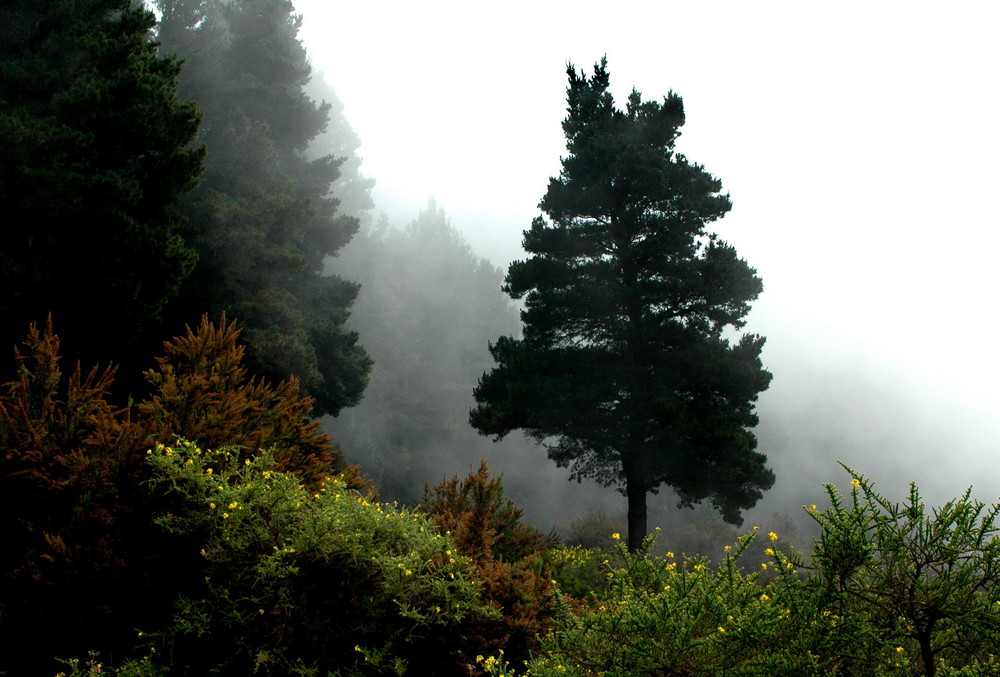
xmin=296 ymin=1 xmax=1000 ymax=510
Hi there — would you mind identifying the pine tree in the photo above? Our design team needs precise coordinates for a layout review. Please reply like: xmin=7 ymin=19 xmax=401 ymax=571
xmin=156 ymin=0 xmax=371 ymax=416
xmin=471 ymin=60 xmax=774 ymax=552
xmin=0 ymin=0 xmax=203 ymax=375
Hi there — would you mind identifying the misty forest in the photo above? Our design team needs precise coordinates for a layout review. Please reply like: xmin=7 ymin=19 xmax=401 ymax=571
xmin=2 ymin=0 xmax=1000 ymax=675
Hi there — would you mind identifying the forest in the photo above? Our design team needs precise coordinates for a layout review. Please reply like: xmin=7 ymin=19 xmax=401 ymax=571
xmin=2 ymin=0 xmax=1000 ymax=675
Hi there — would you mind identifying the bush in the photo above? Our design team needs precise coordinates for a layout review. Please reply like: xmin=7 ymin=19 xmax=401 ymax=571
xmin=482 ymin=469 xmax=1000 ymax=676
xmin=0 ymin=317 xmax=360 ymax=673
xmin=420 ymin=461 xmax=558 ymax=669
xmin=145 ymin=440 xmax=487 ymax=676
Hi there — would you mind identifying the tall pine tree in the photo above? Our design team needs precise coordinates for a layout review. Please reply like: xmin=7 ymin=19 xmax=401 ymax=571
xmin=471 ymin=60 xmax=774 ymax=552
xmin=156 ymin=0 xmax=371 ymax=416
xmin=0 ymin=0 xmax=203 ymax=374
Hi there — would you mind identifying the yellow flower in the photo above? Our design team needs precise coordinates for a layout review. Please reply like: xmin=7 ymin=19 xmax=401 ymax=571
xmin=752 ymin=525 xmax=760 ymax=531
xmin=611 ymin=532 xmax=621 ymax=540
xmin=895 ymin=647 xmax=904 ymax=654
xmin=228 ymin=501 xmax=238 ymax=510
xmin=724 ymin=545 xmax=731 ymax=552
xmin=851 ymin=478 xmax=861 ymax=487
xmin=209 ymin=503 xmax=216 ymax=509
xmin=760 ymin=593 xmax=770 ymax=601
xmin=205 ymin=468 xmax=213 ymax=475
xmin=222 ymin=512 xmax=229 ymax=519
xmin=718 ymin=626 xmax=726 ymax=633
xmin=810 ymin=504 xmax=817 ymax=510
xmin=768 ymin=531 xmax=779 ymax=541
xmin=666 ymin=551 xmax=675 ymax=558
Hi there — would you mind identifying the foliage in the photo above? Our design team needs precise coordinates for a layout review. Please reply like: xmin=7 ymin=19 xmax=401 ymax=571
xmin=0 ymin=318 xmax=353 ymax=673
xmin=561 ymin=510 xmax=627 ymax=552
xmin=482 ymin=532 xmax=806 ymax=676
xmin=420 ymin=461 xmax=559 ymax=665
xmin=140 ymin=314 xmax=360 ymax=489
xmin=145 ymin=440 xmax=485 ymax=676
xmin=470 ymin=59 xmax=772 ymax=552
xmin=799 ymin=467 xmax=1000 ymax=676
xmin=155 ymin=0 xmax=371 ymax=416
xmin=480 ymin=471 xmax=1000 ymax=676
xmin=0 ymin=319 xmax=152 ymax=672
xmin=0 ymin=0 xmax=203 ymax=378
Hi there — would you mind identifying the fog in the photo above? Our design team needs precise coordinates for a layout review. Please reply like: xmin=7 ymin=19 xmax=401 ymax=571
xmin=299 ymin=1 xmax=999 ymax=536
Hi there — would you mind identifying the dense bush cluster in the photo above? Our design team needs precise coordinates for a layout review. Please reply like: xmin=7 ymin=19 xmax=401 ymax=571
xmin=4 ymin=321 xmax=1000 ymax=676
xmin=481 ymin=472 xmax=1000 ymax=677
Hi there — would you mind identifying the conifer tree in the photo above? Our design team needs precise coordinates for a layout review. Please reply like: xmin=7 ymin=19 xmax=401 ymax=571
xmin=0 ymin=0 xmax=203 ymax=374
xmin=156 ymin=0 xmax=371 ymax=416
xmin=471 ymin=60 xmax=774 ymax=552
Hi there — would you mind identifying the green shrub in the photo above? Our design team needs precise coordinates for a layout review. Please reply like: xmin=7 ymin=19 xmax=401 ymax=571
xmin=144 ymin=439 xmax=488 ymax=676
xmin=797 ymin=467 xmax=1000 ymax=676
xmin=483 ymin=469 xmax=1000 ymax=676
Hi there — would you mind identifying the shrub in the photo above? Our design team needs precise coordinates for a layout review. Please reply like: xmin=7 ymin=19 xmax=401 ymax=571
xmin=798 ymin=467 xmax=1000 ymax=676
xmin=0 ymin=317 xmax=361 ymax=673
xmin=144 ymin=440 xmax=486 ymax=676
xmin=420 ymin=461 xmax=558 ymax=668
xmin=483 ymin=469 xmax=1000 ymax=676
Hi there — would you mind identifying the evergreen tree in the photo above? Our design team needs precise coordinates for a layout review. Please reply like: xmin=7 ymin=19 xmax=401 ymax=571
xmin=0 ymin=0 xmax=203 ymax=375
xmin=470 ymin=60 xmax=774 ymax=552
xmin=156 ymin=0 xmax=371 ymax=416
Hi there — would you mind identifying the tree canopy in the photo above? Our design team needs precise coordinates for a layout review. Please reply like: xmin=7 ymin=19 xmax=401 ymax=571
xmin=0 ymin=0 xmax=203 ymax=374
xmin=470 ymin=59 xmax=774 ymax=552
xmin=155 ymin=0 xmax=371 ymax=416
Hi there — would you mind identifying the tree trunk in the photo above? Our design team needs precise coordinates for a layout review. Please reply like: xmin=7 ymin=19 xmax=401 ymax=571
xmin=625 ymin=475 xmax=647 ymax=554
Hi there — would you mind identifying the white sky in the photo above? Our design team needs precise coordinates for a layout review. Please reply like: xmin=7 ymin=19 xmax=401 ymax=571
xmin=297 ymin=1 xmax=1000 ymax=505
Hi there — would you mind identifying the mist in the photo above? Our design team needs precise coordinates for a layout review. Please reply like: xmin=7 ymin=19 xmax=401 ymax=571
xmin=294 ymin=2 xmax=1000 ymax=544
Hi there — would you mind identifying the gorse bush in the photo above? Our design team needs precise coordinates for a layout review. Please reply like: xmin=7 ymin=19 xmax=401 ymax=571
xmin=420 ymin=461 xmax=559 ymax=668
xmin=0 ymin=317 xmax=355 ymax=673
xmin=801 ymin=467 xmax=1000 ymax=676
xmin=146 ymin=440 xmax=487 ymax=676
xmin=481 ymin=469 xmax=1000 ymax=676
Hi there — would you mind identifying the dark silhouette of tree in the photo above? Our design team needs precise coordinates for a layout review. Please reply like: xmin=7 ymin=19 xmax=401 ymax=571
xmin=155 ymin=0 xmax=371 ymax=416
xmin=0 ymin=0 xmax=203 ymax=377
xmin=471 ymin=60 xmax=773 ymax=552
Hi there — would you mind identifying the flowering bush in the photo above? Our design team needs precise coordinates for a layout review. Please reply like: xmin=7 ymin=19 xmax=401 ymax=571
xmin=797 ymin=467 xmax=1000 ymax=676
xmin=144 ymin=440 xmax=488 ymax=675
xmin=481 ymin=469 xmax=1000 ymax=676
